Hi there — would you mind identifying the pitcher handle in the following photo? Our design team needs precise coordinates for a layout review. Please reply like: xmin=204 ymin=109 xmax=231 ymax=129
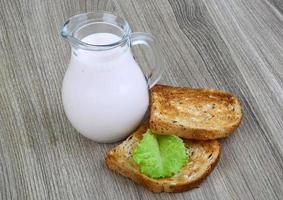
xmin=130 ymin=32 xmax=165 ymax=88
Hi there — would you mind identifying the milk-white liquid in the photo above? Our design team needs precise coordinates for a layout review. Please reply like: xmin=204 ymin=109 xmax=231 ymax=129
xmin=62 ymin=33 xmax=149 ymax=142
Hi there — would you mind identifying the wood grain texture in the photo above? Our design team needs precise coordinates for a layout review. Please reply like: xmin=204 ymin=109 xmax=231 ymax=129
xmin=0 ymin=0 xmax=282 ymax=199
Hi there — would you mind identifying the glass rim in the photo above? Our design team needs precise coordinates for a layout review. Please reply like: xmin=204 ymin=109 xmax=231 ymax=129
xmin=61 ymin=11 xmax=131 ymax=51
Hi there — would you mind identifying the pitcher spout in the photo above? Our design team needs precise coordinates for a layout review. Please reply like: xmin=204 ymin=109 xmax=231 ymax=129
xmin=61 ymin=19 xmax=70 ymax=38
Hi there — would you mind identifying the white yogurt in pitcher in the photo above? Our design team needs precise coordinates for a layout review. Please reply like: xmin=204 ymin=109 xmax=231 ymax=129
xmin=62 ymin=33 xmax=149 ymax=142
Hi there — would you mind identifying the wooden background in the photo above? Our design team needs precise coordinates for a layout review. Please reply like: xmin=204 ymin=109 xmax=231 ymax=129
xmin=0 ymin=0 xmax=282 ymax=199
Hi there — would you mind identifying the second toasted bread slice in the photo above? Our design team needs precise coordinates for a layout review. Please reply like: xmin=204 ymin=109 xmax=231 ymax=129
xmin=106 ymin=123 xmax=220 ymax=192
xmin=150 ymin=85 xmax=243 ymax=140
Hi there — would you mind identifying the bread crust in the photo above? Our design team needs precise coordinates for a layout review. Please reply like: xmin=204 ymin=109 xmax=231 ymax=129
xmin=149 ymin=85 xmax=243 ymax=140
xmin=105 ymin=123 xmax=221 ymax=193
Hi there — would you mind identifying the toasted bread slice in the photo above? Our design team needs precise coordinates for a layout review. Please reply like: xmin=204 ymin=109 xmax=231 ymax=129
xmin=149 ymin=85 xmax=243 ymax=140
xmin=105 ymin=123 xmax=221 ymax=193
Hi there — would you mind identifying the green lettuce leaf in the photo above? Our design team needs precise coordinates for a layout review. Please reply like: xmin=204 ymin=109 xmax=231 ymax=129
xmin=133 ymin=129 xmax=188 ymax=178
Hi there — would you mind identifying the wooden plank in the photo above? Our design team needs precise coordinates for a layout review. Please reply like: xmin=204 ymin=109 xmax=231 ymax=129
xmin=0 ymin=0 xmax=282 ymax=199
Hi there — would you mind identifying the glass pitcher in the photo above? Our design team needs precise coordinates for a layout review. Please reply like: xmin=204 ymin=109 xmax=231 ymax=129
xmin=61 ymin=12 xmax=164 ymax=143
